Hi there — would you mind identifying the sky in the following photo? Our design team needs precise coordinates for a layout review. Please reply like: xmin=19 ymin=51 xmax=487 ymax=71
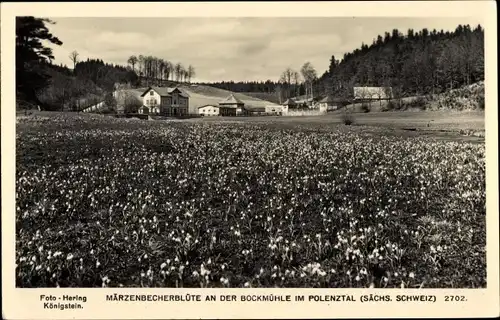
xmin=46 ymin=17 xmax=483 ymax=83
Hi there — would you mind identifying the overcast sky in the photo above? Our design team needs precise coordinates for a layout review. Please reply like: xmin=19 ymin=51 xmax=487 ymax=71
xmin=47 ymin=17 xmax=483 ymax=83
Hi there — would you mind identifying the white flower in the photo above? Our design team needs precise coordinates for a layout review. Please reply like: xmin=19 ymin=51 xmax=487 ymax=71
xmin=160 ymin=262 xmax=167 ymax=269
xmin=409 ymin=272 xmax=415 ymax=278
xmin=66 ymin=253 xmax=74 ymax=260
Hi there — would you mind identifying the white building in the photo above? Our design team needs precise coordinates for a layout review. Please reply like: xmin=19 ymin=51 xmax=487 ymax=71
xmin=265 ymin=105 xmax=285 ymax=115
xmin=198 ymin=105 xmax=220 ymax=116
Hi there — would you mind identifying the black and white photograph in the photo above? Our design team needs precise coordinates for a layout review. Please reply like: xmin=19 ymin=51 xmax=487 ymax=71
xmin=14 ymin=12 xmax=488 ymax=290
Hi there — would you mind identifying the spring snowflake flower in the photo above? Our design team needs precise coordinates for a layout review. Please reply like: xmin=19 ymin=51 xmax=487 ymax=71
xmin=66 ymin=253 xmax=74 ymax=260
xmin=409 ymin=272 xmax=415 ymax=278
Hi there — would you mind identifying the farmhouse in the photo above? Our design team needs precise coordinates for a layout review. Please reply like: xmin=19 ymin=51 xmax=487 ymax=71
xmin=139 ymin=86 xmax=190 ymax=116
xmin=198 ymin=105 xmax=219 ymax=116
xmin=219 ymin=94 xmax=244 ymax=116
xmin=353 ymin=86 xmax=393 ymax=102
xmin=318 ymin=96 xmax=341 ymax=112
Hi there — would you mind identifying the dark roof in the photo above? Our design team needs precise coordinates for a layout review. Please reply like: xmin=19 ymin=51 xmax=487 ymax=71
xmin=319 ymin=96 xmax=342 ymax=103
xmin=282 ymin=98 xmax=297 ymax=106
xmin=219 ymin=94 xmax=244 ymax=105
xmin=243 ymin=106 xmax=266 ymax=112
xmin=140 ymin=86 xmax=190 ymax=98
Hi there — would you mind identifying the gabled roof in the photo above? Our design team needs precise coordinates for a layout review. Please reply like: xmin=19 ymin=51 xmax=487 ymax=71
xmin=282 ymin=98 xmax=297 ymax=106
xmin=219 ymin=94 xmax=244 ymax=105
xmin=140 ymin=86 xmax=190 ymax=98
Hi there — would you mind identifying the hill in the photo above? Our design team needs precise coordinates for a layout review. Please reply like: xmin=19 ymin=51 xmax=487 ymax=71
xmin=318 ymin=24 xmax=484 ymax=100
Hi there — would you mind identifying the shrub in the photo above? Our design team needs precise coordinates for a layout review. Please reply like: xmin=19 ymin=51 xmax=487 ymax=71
xmin=383 ymin=100 xmax=397 ymax=112
xmin=477 ymin=93 xmax=485 ymax=110
xmin=123 ymin=99 xmax=142 ymax=114
xmin=361 ymin=102 xmax=371 ymax=113
xmin=342 ymin=111 xmax=354 ymax=125
xmin=404 ymin=96 xmax=428 ymax=110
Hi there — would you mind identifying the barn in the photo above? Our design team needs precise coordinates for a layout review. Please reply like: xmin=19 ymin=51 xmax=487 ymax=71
xmin=219 ymin=94 xmax=244 ymax=116
xmin=198 ymin=105 xmax=219 ymax=116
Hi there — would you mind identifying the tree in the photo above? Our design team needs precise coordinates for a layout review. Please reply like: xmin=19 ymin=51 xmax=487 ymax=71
xmin=174 ymin=63 xmax=182 ymax=82
xmin=279 ymin=68 xmax=295 ymax=100
xmin=300 ymin=62 xmax=317 ymax=101
xmin=16 ymin=16 xmax=63 ymax=106
xmin=103 ymin=92 xmax=117 ymax=113
xmin=127 ymin=55 xmax=138 ymax=72
xmin=69 ymin=50 xmax=79 ymax=70
xmin=187 ymin=65 xmax=196 ymax=83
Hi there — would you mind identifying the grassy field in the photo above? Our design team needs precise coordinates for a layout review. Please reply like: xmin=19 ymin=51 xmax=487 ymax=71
xmin=15 ymin=112 xmax=485 ymax=288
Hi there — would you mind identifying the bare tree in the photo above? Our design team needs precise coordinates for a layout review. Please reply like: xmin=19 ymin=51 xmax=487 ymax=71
xmin=300 ymin=62 xmax=317 ymax=101
xmin=280 ymin=68 xmax=295 ymax=99
xmin=174 ymin=63 xmax=182 ymax=82
xmin=69 ymin=50 xmax=79 ymax=71
xmin=187 ymin=65 xmax=196 ymax=83
xmin=292 ymin=71 xmax=301 ymax=97
xmin=138 ymin=55 xmax=145 ymax=79
xmin=127 ymin=55 xmax=138 ymax=72
xmin=164 ymin=60 xmax=172 ymax=81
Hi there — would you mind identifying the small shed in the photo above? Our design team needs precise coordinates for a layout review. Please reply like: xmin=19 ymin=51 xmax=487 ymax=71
xmin=219 ymin=94 xmax=244 ymax=116
xmin=282 ymin=98 xmax=297 ymax=108
xmin=265 ymin=105 xmax=283 ymax=115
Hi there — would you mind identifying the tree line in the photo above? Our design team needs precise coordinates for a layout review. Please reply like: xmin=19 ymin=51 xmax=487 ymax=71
xmin=203 ymin=24 xmax=484 ymax=104
xmin=127 ymin=55 xmax=196 ymax=85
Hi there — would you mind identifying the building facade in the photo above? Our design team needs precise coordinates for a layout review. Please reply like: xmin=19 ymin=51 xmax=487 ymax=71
xmin=198 ymin=105 xmax=220 ymax=116
xmin=140 ymin=86 xmax=190 ymax=116
xmin=353 ymin=87 xmax=393 ymax=101
xmin=219 ymin=94 xmax=244 ymax=116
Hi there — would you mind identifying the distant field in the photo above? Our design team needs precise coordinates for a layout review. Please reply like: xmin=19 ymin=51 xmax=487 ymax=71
xmin=187 ymin=110 xmax=485 ymax=142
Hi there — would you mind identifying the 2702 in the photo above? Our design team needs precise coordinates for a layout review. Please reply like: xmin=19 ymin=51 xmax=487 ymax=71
xmin=444 ymin=295 xmax=467 ymax=302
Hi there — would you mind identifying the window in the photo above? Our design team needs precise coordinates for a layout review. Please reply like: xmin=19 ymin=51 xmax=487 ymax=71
xmin=150 ymin=91 xmax=154 ymax=96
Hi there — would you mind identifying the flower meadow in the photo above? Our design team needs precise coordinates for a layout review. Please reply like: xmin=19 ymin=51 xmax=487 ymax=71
xmin=15 ymin=114 xmax=486 ymax=288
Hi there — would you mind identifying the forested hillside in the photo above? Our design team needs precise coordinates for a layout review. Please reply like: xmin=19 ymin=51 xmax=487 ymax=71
xmin=202 ymin=24 xmax=484 ymax=104
xmin=320 ymin=24 xmax=484 ymax=100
